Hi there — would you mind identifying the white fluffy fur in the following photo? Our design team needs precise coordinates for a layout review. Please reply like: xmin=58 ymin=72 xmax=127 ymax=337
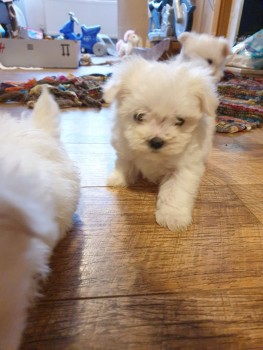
xmin=175 ymin=31 xmax=230 ymax=82
xmin=104 ymin=56 xmax=218 ymax=231
xmin=0 ymin=87 xmax=80 ymax=350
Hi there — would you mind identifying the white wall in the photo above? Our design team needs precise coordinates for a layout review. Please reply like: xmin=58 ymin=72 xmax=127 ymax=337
xmin=18 ymin=0 xmax=118 ymax=38
xmin=20 ymin=0 xmax=45 ymax=30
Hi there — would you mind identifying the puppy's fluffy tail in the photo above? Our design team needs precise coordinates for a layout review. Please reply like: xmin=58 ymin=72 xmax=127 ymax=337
xmin=0 ymin=167 xmax=59 ymax=247
xmin=31 ymin=85 xmax=60 ymax=138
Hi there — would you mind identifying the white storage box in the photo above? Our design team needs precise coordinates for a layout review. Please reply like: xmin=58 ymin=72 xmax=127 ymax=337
xmin=0 ymin=38 xmax=81 ymax=68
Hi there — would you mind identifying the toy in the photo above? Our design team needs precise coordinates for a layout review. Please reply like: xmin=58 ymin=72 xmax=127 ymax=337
xmin=59 ymin=12 xmax=110 ymax=57
xmin=80 ymin=24 xmax=104 ymax=55
xmin=59 ymin=12 xmax=82 ymax=40
xmin=0 ymin=24 xmax=6 ymax=37
xmin=147 ymin=0 xmax=195 ymax=41
xmin=0 ymin=0 xmax=18 ymax=38
xmin=148 ymin=3 xmax=175 ymax=42
xmin=116 ymin=30 xmax=141 ymax=57
xmin=97 ymin=34 xmax=117 ymax=56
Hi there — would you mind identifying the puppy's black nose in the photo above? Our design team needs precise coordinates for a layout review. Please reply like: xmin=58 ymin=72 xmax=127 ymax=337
xmin=148 ymin=137 xmax=165 ymax=150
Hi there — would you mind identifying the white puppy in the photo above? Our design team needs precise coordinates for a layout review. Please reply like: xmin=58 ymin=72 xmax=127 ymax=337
xmin=104 ymin=56 xmax=218 ymax=231
xmin=175 ymin=31 xmax=230 ymax=82
xmin=0 ymin=88 xmax=80 ymax=350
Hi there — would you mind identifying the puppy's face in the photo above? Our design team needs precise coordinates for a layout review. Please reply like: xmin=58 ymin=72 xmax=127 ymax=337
xmin=104 ymin=57 xmax=218 ymax=157
xmin=178 ymin=32 xmax=230 ymax=81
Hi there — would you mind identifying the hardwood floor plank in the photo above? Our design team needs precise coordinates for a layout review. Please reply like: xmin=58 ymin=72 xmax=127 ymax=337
xmin=205 ymin=146 xmax=263 ymax=185
xmin=61 ymin=107 xmax=112 ymax=145
xmin=25 ymin=186 xmax=262 ymax=302
xmin=203 ymin=131 xmax=263 ymax=185
xmin=231 ymin=184 xmax=263 ymax=225
xmin=64 ymin=144 xmax=114 ymax=187
xmin=215 ymin=129 xmax=263 ymax=146
xmin=21 ymin=289 xmax=263 ymax=350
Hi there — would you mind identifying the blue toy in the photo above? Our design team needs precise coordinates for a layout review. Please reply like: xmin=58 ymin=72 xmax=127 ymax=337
xmin=0 ymin=24 xmax=6 ymax=38
xmin=80 ymin=24 xmax=102 ymax=54
xmin=59 ymin=12 xmax=82 ymax=40
xmin=59 ymin=12 xmax=107 ymax=56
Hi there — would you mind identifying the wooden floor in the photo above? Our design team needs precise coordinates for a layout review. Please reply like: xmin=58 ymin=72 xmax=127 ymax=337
xmin=1 ymin=66 xmax=263 ymax=350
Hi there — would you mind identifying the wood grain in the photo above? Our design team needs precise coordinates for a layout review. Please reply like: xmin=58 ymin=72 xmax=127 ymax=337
xmin=22 ymin=290 xmax=263 ymax=350
xmin=1 ymin=68 xmax=263 ymax=349
xmin=216 ymin=0 xmax=233 ymax=37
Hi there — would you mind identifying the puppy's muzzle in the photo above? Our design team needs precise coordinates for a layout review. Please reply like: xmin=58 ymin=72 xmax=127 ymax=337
xmin=148 ymin=137 xmax=165 ymax=150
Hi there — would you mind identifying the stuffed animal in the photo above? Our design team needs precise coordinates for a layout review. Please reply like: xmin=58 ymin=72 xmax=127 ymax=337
xmin=116 ymin=30 xmax=141 ymax=57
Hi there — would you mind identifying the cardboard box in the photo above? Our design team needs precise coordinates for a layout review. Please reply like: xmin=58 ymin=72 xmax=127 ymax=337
xmin=0 ymin=38 xmax=81 ymax=68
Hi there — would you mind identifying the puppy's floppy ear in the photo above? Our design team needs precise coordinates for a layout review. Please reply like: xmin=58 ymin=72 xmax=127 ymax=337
xmin=196 ymin=83 xmax=219 ymax=117
xmin=219 ymin=37 xmax=231 ymax=57
xmin=178 ymin=31 xmax=191 ymax=45
xmin=103 ymin=59 xmax=132 ymax=103
xmin=103 ymin=74 xmax=123 ymax=104
xmin=103 ymin=56 xmax=150 ymax=103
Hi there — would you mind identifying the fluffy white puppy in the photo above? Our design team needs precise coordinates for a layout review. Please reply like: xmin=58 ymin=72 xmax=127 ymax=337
xmin=104 ymin=56 xmax=218 ymax=231
xmin=175 ymin=31 xmax=230 ymax=82
xmin=0 ymin=87 xmax=80 ymax=350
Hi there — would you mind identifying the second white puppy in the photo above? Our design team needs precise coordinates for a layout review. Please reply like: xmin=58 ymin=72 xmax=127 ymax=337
xmin=104 ymin=56 xmax=218 ymax=231
xmin=176 ymin=31 xmax=230 ymax=82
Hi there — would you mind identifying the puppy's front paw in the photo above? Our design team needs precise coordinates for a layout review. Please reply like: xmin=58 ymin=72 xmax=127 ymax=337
xmin=107 ymin=169 xmax=128 ymax=187
xmin=156 ymin=206 xmax=192 ymax=232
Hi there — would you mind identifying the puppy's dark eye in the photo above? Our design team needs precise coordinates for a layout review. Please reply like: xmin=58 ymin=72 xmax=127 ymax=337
xmin=175 ymin=117 xmax=185 ymax=126
xmin=134 ymin=113 xmax=145 ymax=122
xmin=207 ymin=58 xmax=213 ymax=65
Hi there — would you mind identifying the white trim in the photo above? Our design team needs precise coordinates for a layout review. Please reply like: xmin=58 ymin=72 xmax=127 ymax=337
xmin=227 ymin=0 xmax=244 ymax=46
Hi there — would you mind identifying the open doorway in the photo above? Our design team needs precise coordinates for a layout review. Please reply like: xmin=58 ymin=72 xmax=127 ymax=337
xmin=228 ymin=0 xmax=263 ymax=46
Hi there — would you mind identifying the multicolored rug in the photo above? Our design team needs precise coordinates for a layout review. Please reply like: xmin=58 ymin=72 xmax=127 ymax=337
xmin=0 ymin=73 xmax=109 ymax=109
xmin=0 ymin=70 xmax=262 ymax=133
xmin=216 ymin=72 xmax=263 ymax=133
